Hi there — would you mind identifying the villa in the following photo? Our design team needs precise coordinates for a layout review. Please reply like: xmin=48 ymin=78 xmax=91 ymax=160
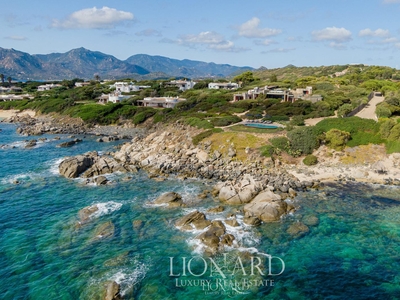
xmin=164 ymin=80 xmax=196 ymax=91
xmin=37 ymin=83 xmax=62 ymax=91
xmin=137 ymin=96 xmax=186 ymax=108
xmin=208 ymin=82 xmax=240 ymax=90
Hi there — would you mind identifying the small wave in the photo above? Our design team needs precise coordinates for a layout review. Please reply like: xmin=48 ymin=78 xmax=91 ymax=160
xmin=110 ymin=262 xmax=148 ymax=296
xmin=90 ymin=201 xmax=123 ymax=219
xmin=46 ymin=157 xmax=65 ymax=176
xmin=0 ymin=173 xmax=30 ymax=184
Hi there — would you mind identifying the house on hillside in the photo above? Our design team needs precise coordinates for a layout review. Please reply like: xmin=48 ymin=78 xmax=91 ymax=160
xmin=110 ymin=82 xmax=151 ymax=93
xmin=74 ymin=82 xmax=91 ymax=87
xmin=208 ymin=82 xmax=240 ymax=90
xmin=233 ymin=85 xmax=322 ymax=103
xmin=164 ymin=80 xmax=196 ymax=91
xmin=137 ymin=96 xmax=186 ymax=108
xmin=37 ymin=84 xmax=62 ymax=91
xmin=0 ymin=94 xmax=33 ymax=101
xmin=98 ymin=92 xmax=132 ymax=104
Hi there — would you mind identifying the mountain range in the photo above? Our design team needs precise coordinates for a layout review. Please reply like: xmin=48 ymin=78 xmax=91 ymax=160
xmin=0 ymin=47 xmax=253 ymax=81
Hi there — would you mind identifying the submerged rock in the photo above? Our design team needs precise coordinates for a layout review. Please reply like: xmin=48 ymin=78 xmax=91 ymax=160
xmin=287 ymin=222 xmax=309 ymax=238
xmin=78 ymin=205 xmax=99 ymax=224
xmin=103 ymin=281 xmax=121 ymax=300
xmin=92 ymin=221 xmax=115 ymax=241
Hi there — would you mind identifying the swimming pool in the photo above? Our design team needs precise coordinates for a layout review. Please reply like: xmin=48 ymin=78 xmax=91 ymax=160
xmin=244 ymin=123 xmax=279 ymax=129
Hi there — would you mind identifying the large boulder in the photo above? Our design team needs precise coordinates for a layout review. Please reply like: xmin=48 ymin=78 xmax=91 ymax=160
xmin=217 ymin=176 xmax=261 ymax=205
xmin=175 ymin=211 xmax=211 ymax=230
xmin=244 ymin=190 xmax=288 ymax=223
xmin=154 ymin=192 xmax=184 ymax=207
xmin=59 ymin=153 xmax=97 ymax=178
xmin=82 ymin=156 xmax=125 ymax=178
xmin=196 ymin=220 xmax=233 ymax=255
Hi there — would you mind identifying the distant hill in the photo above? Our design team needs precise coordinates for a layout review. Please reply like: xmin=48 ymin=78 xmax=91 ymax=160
xmin=125 ymin=54 xmax=253 ymax=78
xmin=0 ymin=47 xmax=253 ymax=81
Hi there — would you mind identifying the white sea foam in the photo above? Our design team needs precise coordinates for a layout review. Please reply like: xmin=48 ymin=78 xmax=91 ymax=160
xmin=1 ymin=173 xmax=30 ymax=184
xmin=90 ymin=201 xmax=123 ymax=219
xmin=110 ymin=261 xmax=148 ymax=296
xmin=47 ymin=157 xmax=65 ymax=176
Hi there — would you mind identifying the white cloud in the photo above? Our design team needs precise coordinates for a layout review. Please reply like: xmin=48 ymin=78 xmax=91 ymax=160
xmin=263 ymin=47 xmax=295 ymax=53
xmin=238 ymin=17 xmax=281 ymax=38
xmin=4 ymin=35 xmax=27 ymax=41
xmin=254 ymin=39 xmax=275 ymax=46
xmin=180 ymin=31 xmax=226 ymax=44
xmin=52 ymin=7 xmax=134 ymax=29
xmin=312 ymin=27 xmax=352 ymax=42
xmin=359 ymin=28 xmax=390 ymax=37
xmin=173 ymin=31 xmax=247 ymax=52
xmin=383 ymin=37 xmax=398 ymax=43
xmin=136 ymin=29 xmax=162 ymax=37
xmin=395 ymin=43 xmax=400 ymax=49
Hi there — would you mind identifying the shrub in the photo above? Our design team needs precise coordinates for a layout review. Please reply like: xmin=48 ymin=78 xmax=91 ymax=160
xmin=325 ymin=129 xmax=351 ymax=150
xmin=287 ymin=127 xmax=320 ymax=155
xmin=192 ymin=128 xmax=223 ymax=145
xmin=379 ymin=119 xmax=396 ymax=139
xmin=290 ymin=115 xmax=305 ymax=126
xmin=132 ymin=109 xmax=156 ymax=125
xmin=269 ymin=137 xmax=290 ymax=150
xmin=303 ymin=155 xmax=318 ymax=166
xmin=376 ymin=105 xmax=392 ymax=118
xmin=182 ymin=117 xmax=214 ymax=129
xmin=337 ymin=103 xmax=353 ymax=117
xmin=388 ymin=123 xmax=400 ymax=141
xmin=210 ymin=115 xmax=242 ymax=127
xmin=259 ymin=145 xmax=275 ymax=157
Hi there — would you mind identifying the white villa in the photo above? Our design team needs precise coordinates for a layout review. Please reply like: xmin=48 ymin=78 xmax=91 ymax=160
xmin=164 ymin=80 xmax=196 ymax=91
xmin=98 ymin=92 xmax=132 ymax=104
xmin=0 ymin=94 xmax=33 ymax=101
xmin=111 ymin=82 xmax=151 ymax=93
xmin=37 ymin=84 xmax=62 ymax=91
xmin=208 ymin=82 xmax=240 ymax=90
xmin=137 ymin=97 xmax=186 ymax=108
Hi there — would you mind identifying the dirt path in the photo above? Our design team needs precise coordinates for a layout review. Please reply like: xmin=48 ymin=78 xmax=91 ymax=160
xmin=355 ymin=94 xmax=385 ymax=120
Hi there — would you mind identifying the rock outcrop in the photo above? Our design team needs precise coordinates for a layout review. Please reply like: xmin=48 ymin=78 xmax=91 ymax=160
xmin=243 ymin=190 xmax=288 ymax=223
xmin=59 ymin=152 xmax=97 ymax=178
xmin=153 ymin=192 xmax=184 ymax=207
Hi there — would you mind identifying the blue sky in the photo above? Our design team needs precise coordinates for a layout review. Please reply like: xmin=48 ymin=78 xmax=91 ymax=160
xmin=1 ymin=0 xmax=400 ymax=69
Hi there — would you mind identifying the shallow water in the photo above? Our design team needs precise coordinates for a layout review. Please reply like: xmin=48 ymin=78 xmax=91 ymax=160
xmin=1 ymin=122 xmax=400 ymax=299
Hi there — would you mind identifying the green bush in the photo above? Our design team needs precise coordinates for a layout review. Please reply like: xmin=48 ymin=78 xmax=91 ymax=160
xmin=259 ymin=145 xmax=275 ymax=157
xmin=379 ymin=119 xmax=396 ymax=139
xmin=270 ymin=137 xmax=290 ymax=150
xmin=385 ymin=140 xmax=400 ymax=154
xmin=192 ymin=128 xmax=223 ymax=145
xmin=376 ymin=105 xmax=392 ymax=118
xmin=210 ymin=115 xmax=242 ymax=127
xmin=388 ymin=123 xmax=400 ymax=141
xmin=287 ymin=127 xmax=320 ymax=156
xmin=290 ymin=115 xmax=305 ymax=126
xmin=132 ymin=109 xmax=156 ymax=125
xmin=325 ymin=129 xmax=351 ymax=150
xmin=182 ymin=117 xmax=214 ymax=129
xmin=303 ymin=155 xmax=318 ymax=166
xmin=337 ymin=103 xmax=353 ymax=117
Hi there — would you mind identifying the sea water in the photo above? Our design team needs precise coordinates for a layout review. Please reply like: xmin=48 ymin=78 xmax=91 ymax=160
xmin=1 ymin=121 xmax=400 ymax=300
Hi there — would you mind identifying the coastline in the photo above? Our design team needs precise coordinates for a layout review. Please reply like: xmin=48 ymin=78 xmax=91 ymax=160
xmin=0 ymin=109 xmax=36 ymax=119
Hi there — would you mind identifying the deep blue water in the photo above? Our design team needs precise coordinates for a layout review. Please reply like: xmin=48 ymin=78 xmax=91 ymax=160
xmin=1 ymin=121 xmax=400 ymax=300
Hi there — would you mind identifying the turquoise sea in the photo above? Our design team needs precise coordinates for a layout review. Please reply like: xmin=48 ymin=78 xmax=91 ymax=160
xmin=1 ymin=121 xmax=400 ymax=300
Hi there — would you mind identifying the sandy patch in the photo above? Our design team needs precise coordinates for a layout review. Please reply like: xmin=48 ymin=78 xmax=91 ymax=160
xmin=0 ymin=109 xmax=36 ymax=119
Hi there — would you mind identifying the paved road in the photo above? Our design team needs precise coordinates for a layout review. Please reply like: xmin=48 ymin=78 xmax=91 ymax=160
xmin=355 ymin=94 xmax=385 ymax=120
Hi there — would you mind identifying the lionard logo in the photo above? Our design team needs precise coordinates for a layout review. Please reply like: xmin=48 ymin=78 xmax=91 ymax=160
xmin=169 ymin=254 xmax=285 ymax=296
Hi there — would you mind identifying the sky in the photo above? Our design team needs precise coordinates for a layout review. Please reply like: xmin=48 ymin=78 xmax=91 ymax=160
xmin=1 ymin=0 xmax=400 ymax=69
